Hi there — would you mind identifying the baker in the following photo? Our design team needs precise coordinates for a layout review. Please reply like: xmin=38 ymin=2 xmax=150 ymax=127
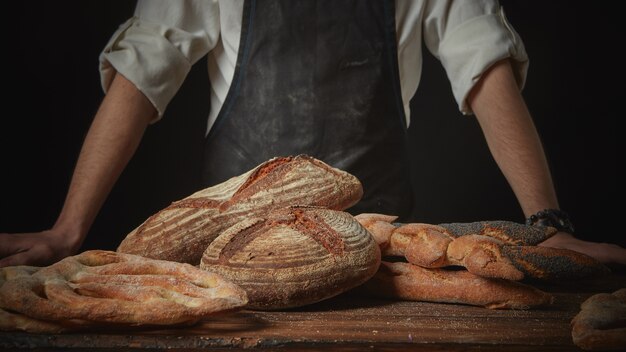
xmin=1 ymin=0 xmax=624 ymax=267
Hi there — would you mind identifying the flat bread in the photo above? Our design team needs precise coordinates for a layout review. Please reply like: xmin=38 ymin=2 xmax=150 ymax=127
xmin=0 ymin=250 xmax=247 ymax=332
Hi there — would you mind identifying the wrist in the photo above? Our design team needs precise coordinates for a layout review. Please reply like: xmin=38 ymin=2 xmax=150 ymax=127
xmin=51 ymin=217 xmax=89 ymax=249
xmin=526 ymin=208 xmax=575 ymax=234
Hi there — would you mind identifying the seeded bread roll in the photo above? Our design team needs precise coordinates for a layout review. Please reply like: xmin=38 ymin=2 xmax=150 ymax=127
xmin=438 ymin=221 xmax=557 ymax=245
xmin=201 ymin=206 xmax=381 ymax=310
xmin=118 ymin=155 xmax=363 ymax=264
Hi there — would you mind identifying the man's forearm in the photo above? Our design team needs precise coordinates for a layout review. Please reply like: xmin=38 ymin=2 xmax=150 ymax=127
xmin=0 ymin=73 xmax=157 ymax=267
xmin=467 ymin=59 xmax=557 ymax=217
xmin=467 ymin=59 xmax=626 ymax=264
xmin=54 ymin=73 xmax=157 ymax=245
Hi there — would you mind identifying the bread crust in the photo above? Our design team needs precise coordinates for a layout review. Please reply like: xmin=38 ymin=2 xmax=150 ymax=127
xmin=118 ymin=155 xmax=363 ymax=264
xmin=0 ymin=251 xmax=248 ymax=332
xmin=356 ymin=215 xmax=609 ymax=281
xmin=201 ymin=206 xmax=381 ymax=310
xmin=362 ymin=261 xmax=553 ymax=309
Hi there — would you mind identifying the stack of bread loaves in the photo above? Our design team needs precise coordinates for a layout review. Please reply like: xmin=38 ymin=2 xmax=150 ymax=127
xmin=118 ymin=155 xmax=365 ymax=264
xmin=356 ymin=214 xmax=610 ymax=309
xmin=117 ymin=155 xmax=608 ymax=310
xmin=119 ymin=155 xmax=381 ymax=310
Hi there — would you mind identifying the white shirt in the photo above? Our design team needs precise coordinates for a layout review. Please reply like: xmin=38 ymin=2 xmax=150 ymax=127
xmin=99 ymin=0 xmax=528 ymax=131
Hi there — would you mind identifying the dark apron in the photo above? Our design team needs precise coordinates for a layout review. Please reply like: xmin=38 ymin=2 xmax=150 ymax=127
xmin=202 ymin=0 xmax=414 ymax=219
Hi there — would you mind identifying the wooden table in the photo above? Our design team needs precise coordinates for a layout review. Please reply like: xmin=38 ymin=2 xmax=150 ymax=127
xmin=2 ymin=273 xmax=624 ymax=351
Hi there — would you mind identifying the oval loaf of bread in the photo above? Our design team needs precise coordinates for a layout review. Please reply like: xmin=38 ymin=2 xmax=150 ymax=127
xmin=200 ymin=206 xmax=381 ymax=310
xmin=362 ymin=261 xmax=553 ymax=309
xmin=0 ymin=251 xmax=248 ymax=332
xmin=118 ymin=155 xmax=363 ymax=264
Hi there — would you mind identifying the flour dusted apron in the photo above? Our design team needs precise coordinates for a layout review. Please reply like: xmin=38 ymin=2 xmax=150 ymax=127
xmin=202 ymin=0 xmax=414 ymax=219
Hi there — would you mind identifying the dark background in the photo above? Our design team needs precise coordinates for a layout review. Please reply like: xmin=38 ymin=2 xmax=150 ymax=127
xmin=1 ymin=1 xmax=621 ymax=251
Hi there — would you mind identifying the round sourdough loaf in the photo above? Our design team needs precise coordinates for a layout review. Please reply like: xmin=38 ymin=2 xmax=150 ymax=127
xmin=200 ymin=206 xmax=381 ymax=310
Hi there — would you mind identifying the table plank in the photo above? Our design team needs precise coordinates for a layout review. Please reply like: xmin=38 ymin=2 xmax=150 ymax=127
xmin=2 ymin=273 xmax=625 ymax=351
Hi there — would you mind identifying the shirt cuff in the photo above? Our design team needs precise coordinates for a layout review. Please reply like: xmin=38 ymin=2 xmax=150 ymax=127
xmin=438 ymin=7 xmax=529 ymax=115
xmin=99 ymin=17 xmax=208 ymax=121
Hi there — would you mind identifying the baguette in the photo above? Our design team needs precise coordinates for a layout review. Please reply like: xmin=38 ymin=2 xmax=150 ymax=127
xmin=362 ymin=261 xmax=553 ymax=309
xmin=355 ymin=214 xmax=609 ymax=281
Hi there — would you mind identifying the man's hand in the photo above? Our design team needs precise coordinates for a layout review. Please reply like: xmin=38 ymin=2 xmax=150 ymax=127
xmin=0 ymin=229 xmax=82 ymax=267
xmin=540 ymin=232 xmax=626 ymax=265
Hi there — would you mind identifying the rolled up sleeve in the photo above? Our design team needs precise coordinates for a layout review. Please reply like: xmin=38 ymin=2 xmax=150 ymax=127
xmin=424 ymin=1 xmax=528 ymax=115
xmin=99 ymin=0 xmax=219 ymax=120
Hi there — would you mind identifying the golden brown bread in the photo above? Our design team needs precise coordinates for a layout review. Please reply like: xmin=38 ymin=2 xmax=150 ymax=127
xmin=356 ymin=214 xmax=609 ymax=281
xmin=396 ymin=227 xmax=525 ymax=280
xmin=444 ymin=234 xmax=525 ymax=280
xmin=0 ymin=266 xmax=75 ymax=333
xmin=396 ymin=223 xmax=453 ymax=266
xmin=412 ymin=233 xmax=609 ymax=281
xmin=353 ymin=213 xmax=398 ymax=251
xmin=118 ymin=155 xmax=363 ymax=264
xmin=201 ymin=206 xmax=381 ymax=310
xmin=361 ymin=261 xmax=553 ymax=309
xmin=571 ymin=288 xmax=626 ymax=350
xmin=355 ymin=215 xmax=528 ymax=280
xmin=0 ymin=250 xmax=248 ymax=332
xmin=0 ymin=265 xmax=100 ymax=333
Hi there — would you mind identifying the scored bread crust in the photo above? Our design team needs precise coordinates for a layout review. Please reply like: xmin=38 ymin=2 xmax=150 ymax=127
xmin=118 ymin=155 xmax=363 ymax=264
xmin=362 ymin=261 xmax=553 ymax=309
xmin=0 ymin=250 xmax=247 ymax=331
xmin=201 ymin=206 xmax=381 ymax=310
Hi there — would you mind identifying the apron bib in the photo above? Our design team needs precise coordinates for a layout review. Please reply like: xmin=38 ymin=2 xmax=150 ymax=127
xmin=202 ymin=0 xmax=414 ymax=218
